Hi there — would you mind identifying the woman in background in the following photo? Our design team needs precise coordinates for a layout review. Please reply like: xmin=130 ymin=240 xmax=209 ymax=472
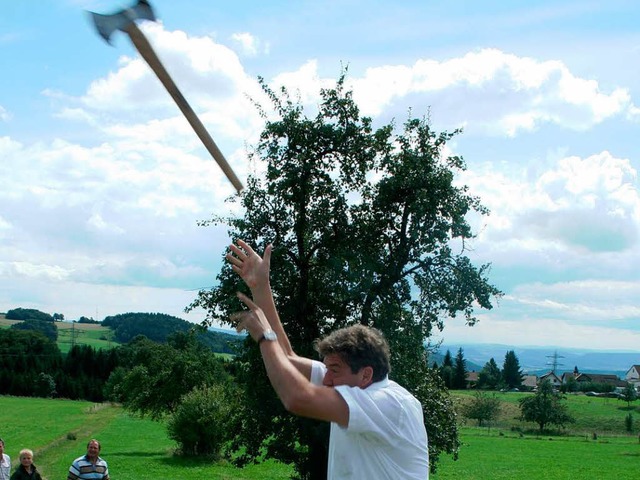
xmin=10 ymin=449 xmax=41 ymax=480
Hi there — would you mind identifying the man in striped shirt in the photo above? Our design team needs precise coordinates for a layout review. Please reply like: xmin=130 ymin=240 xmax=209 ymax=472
xmin=67 ymin=439 xmax=109 ymax=480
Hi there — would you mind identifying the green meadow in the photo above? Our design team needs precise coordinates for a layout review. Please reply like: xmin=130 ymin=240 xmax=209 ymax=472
xmin=0 ymin=396 xmax=292 ymax=480
xmin=432 ymin=391 xmax=640 ymax=480
xmin=0 ymin=317 xmax=118 ymax=353
xmin=2 ymin=392 xmax=640 ymax=479
xmin=432 ymin=427 xmax=640 ymax=480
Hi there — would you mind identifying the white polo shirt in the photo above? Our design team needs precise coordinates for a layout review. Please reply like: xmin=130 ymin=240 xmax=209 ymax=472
xmin=311 ymin=360 xmax=429 ymax=479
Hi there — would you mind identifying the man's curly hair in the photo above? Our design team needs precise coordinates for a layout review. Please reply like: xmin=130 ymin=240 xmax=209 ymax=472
xmin=314 ymin=324 xmax=390 ymax=382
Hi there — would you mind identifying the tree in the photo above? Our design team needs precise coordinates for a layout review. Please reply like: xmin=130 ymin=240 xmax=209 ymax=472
xmin=439 ymin=350 xmax=454 ymax=389
xmin=621 ymin=383 xmax=637 ymax=406
xmin=77 ymin=316 xmax=99 ymax=324
xmin=10 ymin=319 xmax=58 ymax=342
xmin=5 ymin=308 xmax=54 ymax=322
xmin=519 ymin=380 xmax=574 ymax=432
xmin=190 ymin=73 xmax=501 ymax=478
xmin=461 ymin=391 xmax=501 ymax=427
xmin=0 ymin=330 xmax=62 ymax=397
xmin=453 ymin=348 xmax=468 ymax=389
xmin=502 ymin=350 xmax=523 ymax=389
xmin=106 ymin=333 xmax=230 ymax=420
xmin=477 ymin=358 xmax=501 ymax=390
xmin=167 ymin=383 xmax=241 ymax=457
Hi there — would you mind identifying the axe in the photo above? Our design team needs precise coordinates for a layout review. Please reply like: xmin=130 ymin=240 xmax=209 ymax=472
xmin=89 ymin=0 xmax=244 ymax=193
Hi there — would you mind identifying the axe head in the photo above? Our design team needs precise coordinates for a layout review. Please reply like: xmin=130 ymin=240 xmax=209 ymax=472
xmin=89 ymin=0 xmax=157 ymax=44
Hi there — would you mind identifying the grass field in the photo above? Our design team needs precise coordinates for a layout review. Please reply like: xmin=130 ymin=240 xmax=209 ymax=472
xmin=430 ymin=390 xmax=640 ymax=479
xmin=452 ymin=389 xmax=640 ymax=434
xmin=432 ymin=427 xmax=640 ymax=480
xmin=3 ymin=392 xmax=640 ymax=479
xmin=0 ymin=396 xmax=292 ymax=480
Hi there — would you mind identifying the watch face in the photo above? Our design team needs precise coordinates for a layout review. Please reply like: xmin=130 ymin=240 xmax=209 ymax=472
xmin=264 ymin=330 xmax=277 ymax=341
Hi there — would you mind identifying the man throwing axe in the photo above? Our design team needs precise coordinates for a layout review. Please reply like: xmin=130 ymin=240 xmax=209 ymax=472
xmin=228 ymin=240 xmax=429 ymax=479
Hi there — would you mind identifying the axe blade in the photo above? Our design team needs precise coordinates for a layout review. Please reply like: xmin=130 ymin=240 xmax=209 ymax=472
xmin=89 ymin=0 xmax=156 ymax=44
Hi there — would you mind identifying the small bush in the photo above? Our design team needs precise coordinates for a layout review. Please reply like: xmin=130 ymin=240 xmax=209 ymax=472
xmin=625 ymin=413 xmax=633 ymax=433
xmin=167 ymin=383 xmax=239 ymax=457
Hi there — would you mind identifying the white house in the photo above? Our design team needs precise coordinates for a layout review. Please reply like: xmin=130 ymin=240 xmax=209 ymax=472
xmin=538 ymin=371 xmax=562 ymax=388
xmin=625 ymin=365 xmax=640 ymax=389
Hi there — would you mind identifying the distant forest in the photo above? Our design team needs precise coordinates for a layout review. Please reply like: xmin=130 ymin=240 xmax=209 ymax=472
xmin=0 ymin=308 xmax=244 ymax=401
xmin=102 ymin=312 xmax=242 ymax=354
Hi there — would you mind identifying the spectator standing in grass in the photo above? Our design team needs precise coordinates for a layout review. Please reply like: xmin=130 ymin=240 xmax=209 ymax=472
xmin=10 ymin=449 xmax=42 ymax=480
xmin=0 ymin=439 xmax=10 ymax=480
xmin=67 ymin=439 xmax=109 ymax=480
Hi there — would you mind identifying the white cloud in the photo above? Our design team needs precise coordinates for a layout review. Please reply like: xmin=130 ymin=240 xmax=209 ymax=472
xmin=0 ymin=105 xmax=10 ymax=122
xmin=348 ymin=48 xmax=636 ymax=136
xmin=509 ymin=280 xmax=640 ymax=322
xmin=230 ymin=32 xmax=267 ymax=57
xmin=436 ymin=314 xmax=640 ymax=351
xmin=11 ymin=261 xmax=72 ymax=281
xmin=462 ymin=150 xmax=640 ymax=253
xmin=270 ymin=60 xmax=334 ymax=107
xmin=80 ymin=23 xmax=256 ymax=113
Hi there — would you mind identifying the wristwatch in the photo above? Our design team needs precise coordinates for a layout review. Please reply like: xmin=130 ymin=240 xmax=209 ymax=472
xmin=258 ymin=329 xmax=277 ymax=345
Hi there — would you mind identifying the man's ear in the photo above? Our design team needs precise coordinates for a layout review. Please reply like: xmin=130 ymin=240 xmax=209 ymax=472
xmin=360 ymin=366 xmax=374 ymax=388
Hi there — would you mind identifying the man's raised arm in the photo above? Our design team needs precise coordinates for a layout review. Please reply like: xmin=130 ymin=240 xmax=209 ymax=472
xmin=226 ymin=240 xmax=313 ymax=377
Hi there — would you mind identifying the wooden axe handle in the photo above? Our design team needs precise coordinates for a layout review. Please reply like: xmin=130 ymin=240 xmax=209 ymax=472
xmin=124 ymin=22 xmax=244 ymax=193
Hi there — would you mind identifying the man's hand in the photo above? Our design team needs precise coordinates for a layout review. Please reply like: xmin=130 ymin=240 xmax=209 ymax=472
xmin=232 ymin=292 xmax=271 ymax=342
xmin=226 ymin=239 xmax=272 ymax=290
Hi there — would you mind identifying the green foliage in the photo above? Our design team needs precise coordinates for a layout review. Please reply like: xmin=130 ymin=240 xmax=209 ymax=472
xmin=35 ymin=372 xmax=57 ymax=397
xmin=190 ymin=72 xmax=501 ymax=478
xmin=460 ymin=391 xmax=501 ymax=427
xmin=77 ymin=316 xmax=99 ymax=324
xmin=621 ymin=384 xmax=637 ymax=406
xmin=102 ymin=312 xmax=242 ymax=354
xmin=625 ymin=412 xmax=633 ymax=432
xmin=518 ymin=380 xmax=575 ymax=432
xmin=107 ymin=332 xmax=231 ymax=420
xmin=574 ymin=381 xmax=615 ymax=393
xmin=453 ymin=348 xmax=468 ymax=389
xmin=167 ymin=383 xmax=241 ymax=457
xmin=0 ymin=329 xmax=119 ymax=401
xmin=561 ymin=375 xmax=578 ymax=393
xmin=439 ymin=350 xmax=454 ymax=388
xmin=5 ymin=307 xmax=54 ymax=322
xmin=502 ymin=350 xmax=523 ymax=389
xmin=477 ymin=358 xmax=501 ymax=390
xmin=11 ymin=318 xmax=58 ymax=341
xmin=0 ymin=329 xmax=62 ymax=397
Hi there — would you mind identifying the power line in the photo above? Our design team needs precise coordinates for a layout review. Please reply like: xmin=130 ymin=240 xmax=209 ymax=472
xmin=546 ymin=350 xmax=565 ymax=373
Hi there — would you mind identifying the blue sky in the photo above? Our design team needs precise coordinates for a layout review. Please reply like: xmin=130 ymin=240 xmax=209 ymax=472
xmin=1 ymin=0 xmax=639 ymax=351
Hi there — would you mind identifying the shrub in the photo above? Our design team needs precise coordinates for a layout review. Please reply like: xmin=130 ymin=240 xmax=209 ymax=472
xmin=167 ymin=384 xmax=239 ymax=457
xmin=625 ymin=413 xmax=633 ymax=433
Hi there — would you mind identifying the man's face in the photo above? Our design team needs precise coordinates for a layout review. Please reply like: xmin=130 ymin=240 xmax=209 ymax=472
xmin=322 ymin=353 xmax=371 ymax=388
xmin=87 ymin=441 xmax=100 ymax=459
xmin=0 ymin=442 xmax=4 ymax=455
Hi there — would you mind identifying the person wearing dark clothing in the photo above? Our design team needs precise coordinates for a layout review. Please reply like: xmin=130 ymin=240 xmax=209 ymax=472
xmin=10 ymin=449 xmax=42 ymax=480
